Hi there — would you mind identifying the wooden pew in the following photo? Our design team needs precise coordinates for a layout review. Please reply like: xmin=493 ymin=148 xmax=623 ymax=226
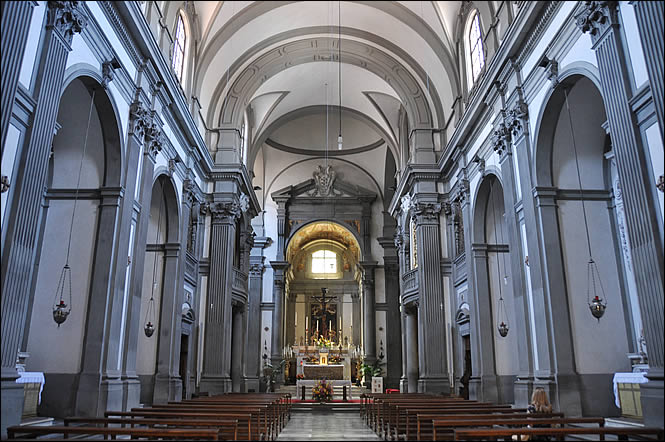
xmin=430 ymin=417 xmax=604 ymax=441
xmin=63 ymin=416 xmax=240 ymax=440
xmin=453 ymin=426 xmax=665 ymax=441
xmin=7 ymin=425 xmax=221 ymax=440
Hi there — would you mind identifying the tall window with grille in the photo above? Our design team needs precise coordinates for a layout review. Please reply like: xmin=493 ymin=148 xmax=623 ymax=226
xmin=469 ymin=12 xmax=485 ymax=82
xmin=172 ymin=14 xmax=186 ymax=82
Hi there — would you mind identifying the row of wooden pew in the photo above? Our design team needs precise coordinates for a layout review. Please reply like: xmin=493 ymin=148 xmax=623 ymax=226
xmin=7 ymin=392 xmax=292 ymax=440
xmin=360 ymin=392 xmax=664 ymax=441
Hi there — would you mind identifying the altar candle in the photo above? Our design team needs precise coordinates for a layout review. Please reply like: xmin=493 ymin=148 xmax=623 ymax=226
xmin=329 ymin=320 xmax=332 ymax=331
xmin=316 ymin=320 xmax=319 ymax=331
xmin=295 ymin=312 xmax=298 ymax=327
xmin=306 ymin=316 xmax=308 ymax=329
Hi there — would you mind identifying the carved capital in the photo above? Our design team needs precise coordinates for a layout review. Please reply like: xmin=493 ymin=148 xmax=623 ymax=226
xmin=210 ymin=201 xmax=241 ymax=224
xmin=239 ymin=192 xmax=250 ymax=213
xmin=538 ymin=56 xmax=559 ymax=89
xmin=575 ymin=1 xmax=618 ymax=37
xmin=47 ymin=1 xmax=87 ymax=45
xmin=491 ymin=122 xmax=511 ymax=157
xmin=1 ymin=175 xmax=10 ymax=193
xmin=182 ymin=180 xmax=197 ymax=207
xmin=249 ymin=262 xmax=265 ymax=277
xmin=101 ymin=58 xmax=120 ymax=90
xmin=443 ymin=202 xmax=452 ymax=216
xmin=400 ymin=194 xmax=413 ymax=214
xmin=456 ymin=179 xmax=471 ymax=205
xmin=657 ymin=175 xmax=665 ymax=193
xmin=413 ymin=202 xmax=442 ymax=224
xmin=144 ymin=121 xmax=163 ymax=160
xmin=129 ymin=100 xmax=151 ymax=139
xmin=505 ymin=100 xmax=529 ymax=140
xmin=393 ymin=229 xmax=404 ymax=251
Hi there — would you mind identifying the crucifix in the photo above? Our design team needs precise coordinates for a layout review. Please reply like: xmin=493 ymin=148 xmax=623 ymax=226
xmin=311 ymin=288 xmax=338 ymax=340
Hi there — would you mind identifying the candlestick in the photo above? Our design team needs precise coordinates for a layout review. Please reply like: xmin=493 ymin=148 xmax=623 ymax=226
xmin=295 ymin=311 xmax=298 ymax=327
xmin=306 ymin=316 xmax=308 ymax=329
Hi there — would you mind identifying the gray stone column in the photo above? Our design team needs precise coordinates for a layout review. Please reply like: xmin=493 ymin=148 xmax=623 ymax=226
xmin=75 ymin=187 xmax=124 ymax=416
xmin=245 ymin=258 xmax=265 ymax=392
xmin=631 ymin=1 xmax=664 ymax=138
xmin=413 ymin=201 xmax=450 ymax=394
xmin=577 ymin=2 xmax=664 ymax=426
xmin=501 ymin=103 xmax=535 ymax=406
xmin=383 ymin=255 xmax=402 ymax=390
xmin=0 ymin=0 xmax=36 ymax=150
xmin=351 ymin=293 xmax=361 ymax=347
xmin=200 ymin=202 xmax=240 ymax=394
xmin=285 ymin=294 xmax=296 ymax=348
xmin=361 ymin=262 xmax=377 ymax=365
xmin=394 ymin=227 xmax=409 ymax=392
xmin=231 ymin=303 xmax=245 ymax=392
xmin=153 ymin=243 xmax=183 ymax=404
xmin=1 ymin=3 xmax=86 ymax=435
xmin=270 ymin=262 xmax=288 ymax=372
xmin=405 ymin=306 xmax=419 ymax=393
xmin=121 ymin=119 xmax=162 ymax=410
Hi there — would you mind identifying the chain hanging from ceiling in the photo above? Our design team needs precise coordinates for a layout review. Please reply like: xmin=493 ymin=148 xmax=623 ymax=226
xmin=144 ymin=180 xmax=165 ymax=337
xmin=489 ymin=177 xmax=509 ymax=338
xmin=52 ymin=87 xmax=97 ymax=326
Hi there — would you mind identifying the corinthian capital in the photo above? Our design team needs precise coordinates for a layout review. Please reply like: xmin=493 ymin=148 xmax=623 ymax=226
xmin=210 ymin=201 xmax=241 ymax=224
xmin=575 ymin=1 xmax=618 ymax=37
xmin=491 ymin=122 xmax=511 ymax=157
xmin=413 ymin=202 xmax=442 ymax=224
xmin=144 ymin=121 xmax=163 ymax=160
xmin=47 ymin=1 xmax=87 ymax=44
xmin=393 ymin=228 xmax=404 ymax=251
xmin=129 ymin=100 xmax=151 ymax=139
xmin=505 ymin=100 xmax=529 ymax=140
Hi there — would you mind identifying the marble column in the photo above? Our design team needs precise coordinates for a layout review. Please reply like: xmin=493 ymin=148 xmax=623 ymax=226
xmin=270 ymin=262 xmax=288 ymax=373
xmin=231 ymin=303 xmax=245 ymax=392
xmin=245 ymin=258 xmax=265 ymax=392
xmin=200 ymin=201 xmax=240 ymax=394
xmin=502 ymin=102 xmax=535 ymax=406
xmin=405 ymin=307 xmax=419 ymax=393
xmin=576 ymin=2 xmax=664 ymax=425
xmin=361 ymin=262 xmax=377 ymax=365
xmin=1 ymin=2 xmax=86 ymax=436
xmin=75 ymin=187 xmax=124 ymax=416
xmin=153 ymin=243 xmax=183 ymax=404
xmin=121 ymin=105 xmax=162 ymax=409
xmin=631 ymin=1 xmax=664 ymax=138
xmin=0 ymin=0 xmax=36 ymax=150
xmin=413 ymin=200 xmax=450 ymax=394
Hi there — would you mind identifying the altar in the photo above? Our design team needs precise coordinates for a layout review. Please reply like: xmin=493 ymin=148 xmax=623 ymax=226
xmin=293 ymin=345 xmax=353 ymax=380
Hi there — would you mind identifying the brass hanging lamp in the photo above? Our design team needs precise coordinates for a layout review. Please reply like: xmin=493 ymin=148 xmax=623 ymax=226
xmin=144 ymin=181 xmax=165 ymax=337
xmin=490 ymin=178 xmax=509 ymax=337
xmin=563 ymin=86 xmax=607 ymax=321
xmin=53 ymin=87 xmax=96 ymax=326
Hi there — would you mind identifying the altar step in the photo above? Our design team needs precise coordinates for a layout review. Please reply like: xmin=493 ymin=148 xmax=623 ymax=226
xmin=275 ymin=384 xmax=368 ymax=400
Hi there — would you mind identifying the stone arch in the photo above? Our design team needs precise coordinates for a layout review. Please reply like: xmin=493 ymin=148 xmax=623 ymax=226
xmin=286 ymin=219 xmax=363 ymax=265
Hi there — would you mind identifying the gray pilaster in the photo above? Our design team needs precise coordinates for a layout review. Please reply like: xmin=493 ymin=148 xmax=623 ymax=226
xmin=405 ymin=307 xmax=419 ymax=393
xmin=361 ymin=262 xmax=377 ymax=365
xmin=351 ymin=293 xmax=361 ymax=348
xmin=383 ymin=255 xmax=402 ymax=390
xmin=231 ymin=303 xmax=245 ymax=392
xmin=270 ymin=262 xmax=288 ymax=371
xmin=577 ymin=1 xmax=664 ymax=426
xmin=152 ymin=243 xmax=183 ymax=404
xmin=1 ymin=2 xmax=86 ymax=436
xmin=0 ymin=1 xmax=36 ymax=150
xmin=200 ymin=201 xmax=241 ymax=394
xmin=631 ymin=1 xmax=664 ymax=138
xmin=394 ymin=225 xmax=409 ymax=392
xmin=245 ymin=258 xmax=265 ymax=392
xmin=121 ymin=104 xmax=162 ymax=409
xmin=412 ymin=200 xmax=450 ymax=394
xmin=75 ymin=187 xmax=124 ymax=416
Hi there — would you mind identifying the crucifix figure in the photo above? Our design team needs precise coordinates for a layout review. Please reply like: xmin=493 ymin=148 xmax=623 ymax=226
xmin=311 ymin=288 xmax=338 ymax=340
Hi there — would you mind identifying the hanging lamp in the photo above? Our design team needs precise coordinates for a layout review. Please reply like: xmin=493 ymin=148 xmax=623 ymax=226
xmin=563 ymin=86 xmax=607 ymax=321
xmin=490 ymin=178 xmax=509 ymax=337
xmin=53 ymin=87 xmax=97 ymax=326
xmin=144 ymin=181 xmax=165 ymax=337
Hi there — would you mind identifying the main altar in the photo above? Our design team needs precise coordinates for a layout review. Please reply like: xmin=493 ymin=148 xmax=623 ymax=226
xmin=293 ymin=345 xmax=352 ymax=380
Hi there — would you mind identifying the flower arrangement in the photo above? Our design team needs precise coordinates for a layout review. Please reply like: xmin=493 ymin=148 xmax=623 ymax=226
xmin=296 ymin=373 xmax=305 ymax=380
xmin=311 ymin=379 xmax=333 ymax=402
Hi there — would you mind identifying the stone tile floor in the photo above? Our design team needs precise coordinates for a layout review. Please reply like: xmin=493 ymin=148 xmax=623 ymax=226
xmin=277 ymin=408 xmax=381 ymax=441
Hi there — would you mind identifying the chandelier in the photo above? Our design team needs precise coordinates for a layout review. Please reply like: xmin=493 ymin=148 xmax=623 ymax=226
xmin=489 ymin=177 xmax=509 ymax=337
xmin=144 ymin=180 xmax=165 ymax=337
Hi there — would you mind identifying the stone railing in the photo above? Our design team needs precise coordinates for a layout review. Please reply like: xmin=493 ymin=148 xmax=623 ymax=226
xmin=232 ymin=267 xmax=248 ymax=298
xmin=401 ymin=268 xmax=419 ymax=301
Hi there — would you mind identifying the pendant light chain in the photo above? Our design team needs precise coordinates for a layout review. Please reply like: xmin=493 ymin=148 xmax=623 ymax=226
xmin=144 ymin=181 xmax=165 ymax=337
xmin=53 ymin=87 xmax=96 ymax=326
xmin=563 ymin=86 xmax=607 ymax=320
xmin=337 ymin=0 xmax=343 ymax=150
xmin=490 ymin=178 xmax=509 ymax=337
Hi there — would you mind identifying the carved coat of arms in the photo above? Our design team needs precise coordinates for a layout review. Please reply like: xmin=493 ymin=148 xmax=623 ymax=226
xmin=313 ymin=165 xmax=336 ymax=196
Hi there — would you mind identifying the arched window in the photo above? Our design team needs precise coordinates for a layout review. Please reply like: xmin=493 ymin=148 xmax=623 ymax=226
xmin=172 ymin=13 xmax=186 ymax=82
xmin=312 ymin=250 xmax=337 ymax=274
xmin=468 ymin=11 xmax=485 ymax=83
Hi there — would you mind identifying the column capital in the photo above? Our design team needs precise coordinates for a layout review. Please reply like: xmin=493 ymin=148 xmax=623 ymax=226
xmin=413 ymin=202 xmax=442 ymax=225
xmin=505 ymin=99 xmax=529 ymax=142
xmin=129 ymin=100 xmax=152 ymax=139
xmin=393 ymin=228 xmax=404 ymax=251
xmin=210 ymin=201 xmax=241 ymax=224
xmin=249 ymin=262 xmax=265 ymax=278
xmin=490 ymin=122 xmax=512 ymax=158
xmin=47 ymin=1 xmax=88 ymax=45
xmin=144 ymin=119 xmax=163 ymax=160
xmin=575 ymin=1 xmax=619 ymax=39
xmin=182 ymin=180 xmax=198 ymax=208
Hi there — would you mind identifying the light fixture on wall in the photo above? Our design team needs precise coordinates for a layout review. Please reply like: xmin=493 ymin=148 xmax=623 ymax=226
xmin=563 ymin=86 xmax=607 ymax=321
xmin=489 ymin=177 xmax=509 ymax=338
xmin=337 ymin=0 xmax=343 ymax=150
xmin=144 ymin=181 xmax=165 ymax=338
xmin=52 ymin=88 xmax=97 ymax=326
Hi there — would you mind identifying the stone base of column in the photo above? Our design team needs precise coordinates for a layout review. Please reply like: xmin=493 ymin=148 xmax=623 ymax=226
xmin=199 ymin=375 xmax=232 ymax=395
xmin=243 ymin=376 xmax=260 ymax=393
xmin=640 ymin=372 xmax=664 ymax=428
xmin=75 ymin=374 xmax=123 ymax=417
xmin=1 ymin=380 xmax=24 ymax=438
xmin=400 ymin=376 xmax=408 ymax=393
xmin=468 ymin=375 xmax=498 ymax=402
xmin=513 ymin=377 xmax=534 ymax=407
xmin=551 ymin=374 xmax=582 ymax=417
xmin=417 ymin=376 xmax=451 ymax=394
xmin=153 ymin=374 xmax=183 ymax=404
xmin=122 ymin=377 xmax=141 ymax=410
